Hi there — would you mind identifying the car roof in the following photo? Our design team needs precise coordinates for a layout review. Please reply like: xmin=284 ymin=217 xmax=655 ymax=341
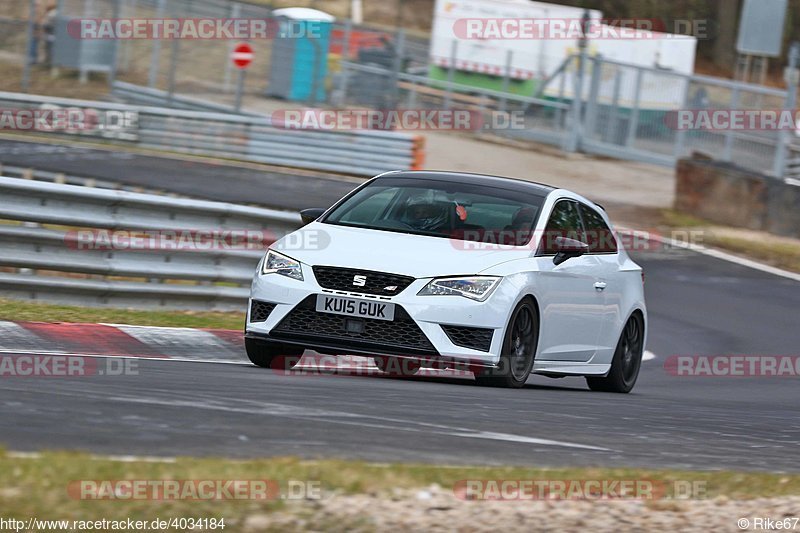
xmin=376 ymin=170 xmax=556 ymax=197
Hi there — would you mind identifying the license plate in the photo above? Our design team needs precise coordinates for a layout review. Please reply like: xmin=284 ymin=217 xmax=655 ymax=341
xmin=315 ymin=295 xmax=395 ymax=321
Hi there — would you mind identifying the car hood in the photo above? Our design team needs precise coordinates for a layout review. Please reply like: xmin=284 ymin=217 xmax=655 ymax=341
xmin=273 ymin=222 xmax=533 ymax=278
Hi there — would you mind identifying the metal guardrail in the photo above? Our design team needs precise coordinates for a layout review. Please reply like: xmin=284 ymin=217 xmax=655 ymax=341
xmin=0 ymin=176 xmax=304 ymax=311
xmin=786 ymin=145 xmax=800 ymax=179
xmin=111 ymin=81 xmax=253 ymax=115
xmin=0 ymin=164 xmax=180 ymax=193
xmin=0 ymin=91 xmax=425 ymax=177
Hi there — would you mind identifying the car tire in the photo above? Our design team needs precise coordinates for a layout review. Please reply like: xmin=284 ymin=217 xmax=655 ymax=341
xmin=474 ymin=298 xmax=538 ymax=388
xmin=245 ymin=338 xmax=303 ymax=370
xmin=586 ymin=313 xmax=644 ymax=393
xmin=374 ymin=356 xmax=421 ymax=376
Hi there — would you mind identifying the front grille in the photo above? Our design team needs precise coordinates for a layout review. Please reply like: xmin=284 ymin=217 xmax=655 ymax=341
xmin=441 ymin=325 xmax=494 ymax=352
xmin=312 ymin=266 xmax=415 ymax=297
xmin=249 ymin=300 xmax=277 ymax=322
xmin=273 ymin=296 xmax=435 ymax=352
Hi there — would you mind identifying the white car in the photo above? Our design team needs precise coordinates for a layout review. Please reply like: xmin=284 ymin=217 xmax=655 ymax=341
xmin=245 ymin=171 xmax=647 ymax=392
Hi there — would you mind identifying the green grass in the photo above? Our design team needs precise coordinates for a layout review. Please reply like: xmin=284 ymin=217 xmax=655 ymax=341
xmin=0 ymin=450 xmax=799 ymax=526
xmin=706 ymin=235 xmax=800 ymax=273
xmin=658 ymin=209 xmax=800 ymax=273
xmin=660 ymin=209 xmax=709 ymax=228
xmin=0 ymin=298 xmax=244 ymax=330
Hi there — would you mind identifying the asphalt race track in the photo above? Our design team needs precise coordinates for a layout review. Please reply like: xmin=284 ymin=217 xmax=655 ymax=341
xmin=1 ymin=138 xmax=799 ymax=472
xmin=0 ymin=138 xmax=356 ymax=210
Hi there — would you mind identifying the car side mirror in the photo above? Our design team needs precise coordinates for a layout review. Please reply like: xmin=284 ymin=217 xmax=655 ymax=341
xmin=300 ymin=208 xmax=326 ymax=226
xmin=553 ymin=236 xmax=589 ymax=266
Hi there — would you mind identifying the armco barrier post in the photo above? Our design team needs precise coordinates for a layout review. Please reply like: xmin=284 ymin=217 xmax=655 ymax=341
xmin=773 ymin=42 xmax=800 ymax=178
xmin=444 ymin=40 xmax=457 ymax=111
xmin=499 ymin=50 xmax=512 ymax=113
xmin=333 ymin=19 xmax=353 ymax=107
xmin=390 ymin=29 xmax=406 ymax=109
xmin=223 ymin=2 xmax=242 ymax=94
xmin=564 ymin=53 xmax=586 ymax=153
xmin=625 ymin=67 xmax=644 ymax=149
xmin=22 ymin=0 xmax=36 ymax=92
xmin=147 ymin=0 xmax=166 ymax=88
xmin=722 ymin=86 xmax=740 ymax=162
xmin=108 ymin=0 xmax=121 ymax=91
xmin=411 ymin=136 xmax=426 ymax=170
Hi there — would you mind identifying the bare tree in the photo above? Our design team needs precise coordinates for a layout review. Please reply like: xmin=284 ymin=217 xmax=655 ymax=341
xmin=711 ymin=0 xmax=740 ymax=69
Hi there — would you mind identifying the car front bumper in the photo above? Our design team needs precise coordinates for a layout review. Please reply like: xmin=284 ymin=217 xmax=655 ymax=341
xmin=246 ymin=265 xmax=518 ymax=366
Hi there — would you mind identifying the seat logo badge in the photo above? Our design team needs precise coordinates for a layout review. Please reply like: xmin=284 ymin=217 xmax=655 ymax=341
xmin=353 ymin=275 xmax=367 ymax=287
xmin=384 ymin=286 xmax=398 ymax=292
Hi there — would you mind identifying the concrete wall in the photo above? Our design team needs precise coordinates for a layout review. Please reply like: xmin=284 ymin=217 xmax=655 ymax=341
xmin=675 ymin=155 xmax=800 ymax=239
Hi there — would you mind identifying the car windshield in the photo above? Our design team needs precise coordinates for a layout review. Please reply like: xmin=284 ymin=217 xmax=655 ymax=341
xmin=322 ymin=177 xmax=545 ymax=245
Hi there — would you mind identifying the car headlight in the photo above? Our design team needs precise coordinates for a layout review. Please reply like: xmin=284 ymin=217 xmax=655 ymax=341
xmin=261 ymin=249 xmax=303 ymax=281
xmin=418 ymin=276 xmax=501 ymax=301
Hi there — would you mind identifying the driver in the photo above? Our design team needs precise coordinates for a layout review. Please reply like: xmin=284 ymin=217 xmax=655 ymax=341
xmin=401 ymin=196 xmax=450 ymax=232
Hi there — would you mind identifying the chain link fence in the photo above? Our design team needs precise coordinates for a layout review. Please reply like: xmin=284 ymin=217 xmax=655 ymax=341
xmin=7 ymin=0 xmax=424 ymax=107
xmin=336 ymin=39 xmax=798 ymax=178
xmin=572 ymin=56 xmax=790 ymax=175
xmin=0 ymin=3 xmax=31 ymax=61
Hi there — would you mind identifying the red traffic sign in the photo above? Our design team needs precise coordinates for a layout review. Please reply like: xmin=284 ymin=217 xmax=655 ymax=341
xmin=231 ymin=43 xmax=254 ymax=69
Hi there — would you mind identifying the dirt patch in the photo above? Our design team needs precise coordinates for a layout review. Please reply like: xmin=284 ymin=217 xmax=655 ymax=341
xmin=0 ymin=59 xmax=117 ymax=100
xmin=423 ymin=131 xmax=675 ymax=209
xmin=250 ymin=487 xmax=800 ymax=532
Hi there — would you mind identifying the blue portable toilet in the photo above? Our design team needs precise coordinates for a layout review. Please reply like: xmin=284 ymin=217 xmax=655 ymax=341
xmin=266 ymin=8 xmax=334 ymax=104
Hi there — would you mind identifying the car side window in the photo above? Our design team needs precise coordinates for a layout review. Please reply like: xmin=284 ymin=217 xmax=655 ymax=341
xmin=540 ymin=200 xmax=585 ymax=255
xmin=338 ymin=187 xmax=400 ymax=224
xmin=579 ymin=204 xmax=618 ymax=253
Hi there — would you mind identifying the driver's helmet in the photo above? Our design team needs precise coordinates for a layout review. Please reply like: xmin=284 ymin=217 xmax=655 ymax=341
xmin=402 ymin=196 xmax=450 ymax=231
